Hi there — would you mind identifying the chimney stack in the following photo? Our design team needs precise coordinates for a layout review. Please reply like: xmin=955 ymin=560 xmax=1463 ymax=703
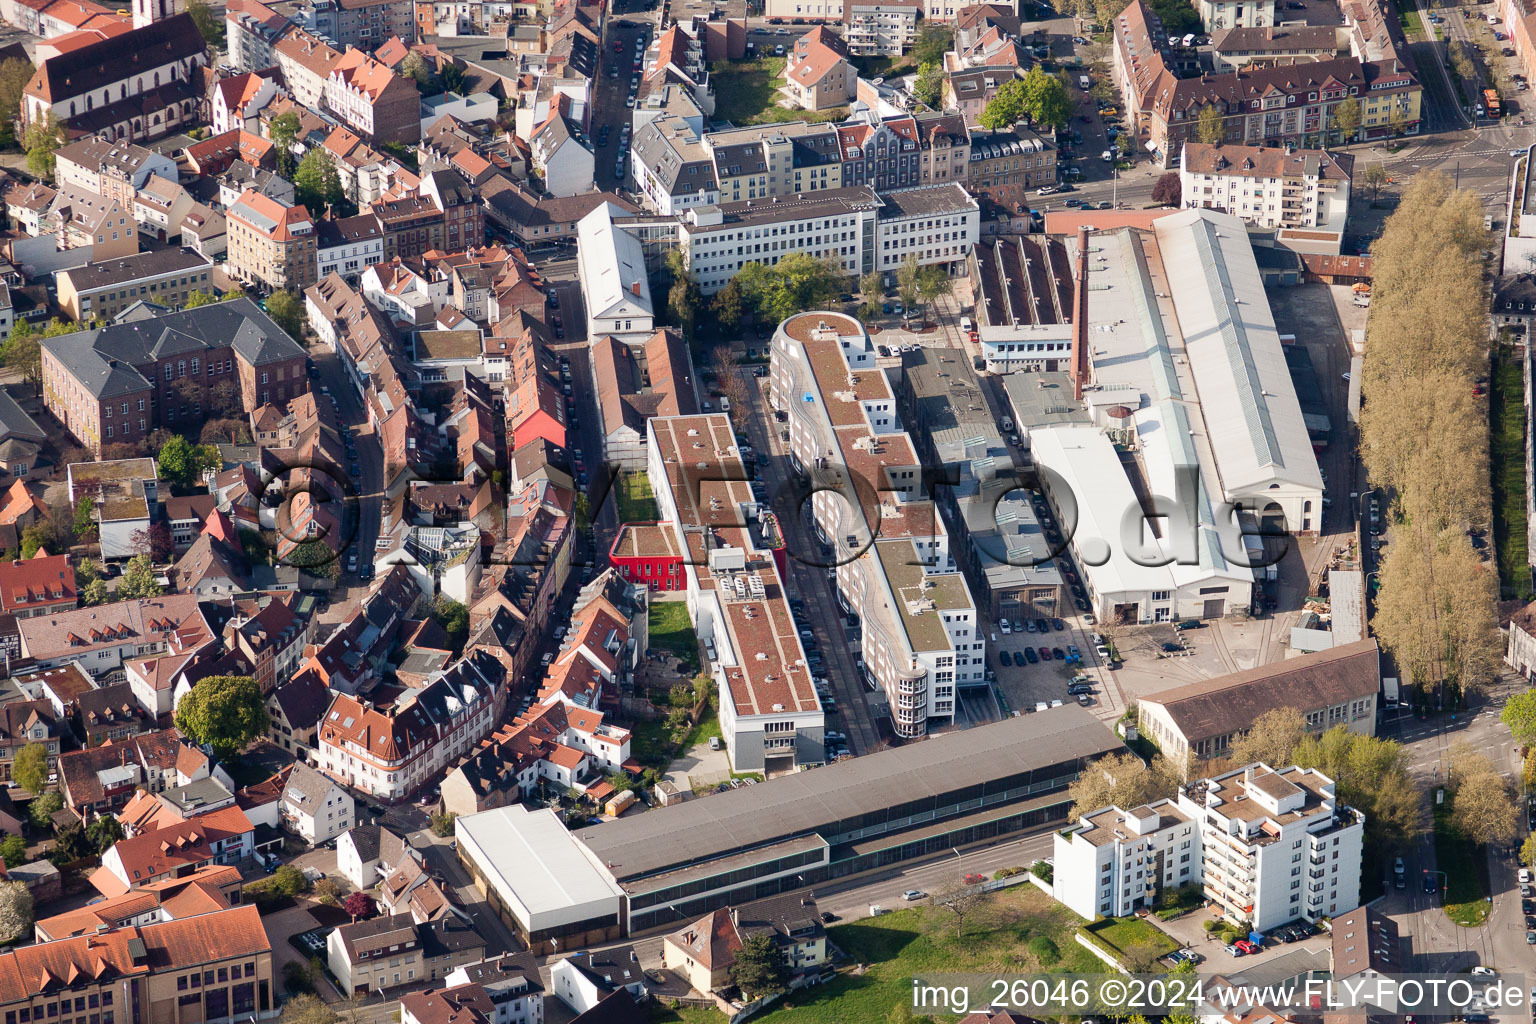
xmin=1070 ymin=226 xmax=1091 ymax=401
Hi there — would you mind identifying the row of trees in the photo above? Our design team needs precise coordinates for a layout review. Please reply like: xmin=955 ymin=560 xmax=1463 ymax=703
xmin=1069 ymin=709 xmax=1425 ymax=858
xmin=1359 ymin=173 xmax=1500 ymax=699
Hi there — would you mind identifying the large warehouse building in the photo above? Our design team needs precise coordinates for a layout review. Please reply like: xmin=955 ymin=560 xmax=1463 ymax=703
xmin=457 ymin=705 xmax=1122 ymax=943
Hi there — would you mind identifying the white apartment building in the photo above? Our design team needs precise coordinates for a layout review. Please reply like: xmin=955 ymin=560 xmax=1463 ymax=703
xmin=874 ymin=182 xmax=980 ymax=276
xmin=1180 ymin=142 xmax=1353 ymax=239
xmin=842 ymin=0 xmax=919 ymax=56
xmin=679 ymin=187 xmax=881 ymax=296
xmin=770 ymin=311 xmax=983 ymax=739
xmin=1053 ymin=800 xmax=1200 ymax=921
xmin=1189 ymin=764 xmax=1363 ymax=931
xmin=1198 ymin=0 xmax=1276 ymax=29
xmin=764 ymin=0 xmax=842 ymax=20
xmin=645 ymin=414 xmax=826 ymax=772
xmin=1055 ymin=763 xmax=1363 ymax=931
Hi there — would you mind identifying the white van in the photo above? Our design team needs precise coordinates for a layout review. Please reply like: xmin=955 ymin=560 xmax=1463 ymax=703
xmin=959 ymin=316 xmax=973 ymax=333
xmin=1078 ymin=74 xmax=1090 ymax=90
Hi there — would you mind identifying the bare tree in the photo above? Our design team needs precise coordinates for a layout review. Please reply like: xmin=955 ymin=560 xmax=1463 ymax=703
xmin=709 ymin=345 xmax=748 ymax=425
xmin=931 ymin=880 xmax=987 ymax=938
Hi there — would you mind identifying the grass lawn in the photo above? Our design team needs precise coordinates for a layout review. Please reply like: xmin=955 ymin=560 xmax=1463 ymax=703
xmin=649 ymin=600 xmax=700 ymax=673
xmin=630 ymin=718 xmax=674 ymax=767
xmin=617 ymin=472 xmax=660 ymax=523
xmin=691 ymin=887 xmax=1107 ymax=1024
xmin=711 ymin=57 xmax=847 ymax=126
xmin=1399 ymin=6 xmax=1424 ymax=37
xmin=1490 ymin=350 xmax=1531 ymax=599
xmin=1434 ymin=802 xmax=1491 ymax=926
xmin=681 ymin=709 xmax=723 ymax=752
xmin=1081 ymin=915 xmax=1178 ymax=964
xmin=850 ymin=54 xmax=914 ymax=79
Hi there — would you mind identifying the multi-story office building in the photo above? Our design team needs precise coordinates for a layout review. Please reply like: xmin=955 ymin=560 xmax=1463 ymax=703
xmin=872 ymin=183 xmax=979 ymax=278
xmin=0 ymin=906 xmax=276 ymax=1024
xmin=705 ymin=121 xmax=845 ymax=204
xmin=55 ymin=248 xmax=214 ymax=322
xmin=770 ymin=312 xmax=983 ymax=738
xmin=644 ymin=414 xmax=822 ymax=772
xmin=678 ymin=188 xmax=880 ymax=296
xmin=1055 ymin=762 xmax=1364 ymax=931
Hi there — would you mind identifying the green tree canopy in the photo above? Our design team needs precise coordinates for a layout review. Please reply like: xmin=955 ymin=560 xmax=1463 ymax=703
xmin=0 ymin=59 xmax=35 ymax=149
xmin=729 ymin=933 xmax=788 ymax=997
xmin=977 ymin=78 xmax=1028 ymax=131
xmin=710 ymin=278 xmax=745 ymax=335
xmin=294 ymin=148 xmax=346 ymax=217
xmin=1330 ymin=97 xmax=1361 ymax=141
xmin=733 ymin=253 xmax=844 ymax=324
xmin=27 ymin=790 xmax=61 ymax=829
xmin=86 ymin=814 xmax=124 ymax=853
xmin=264 ymin=290 xmax=305 ymax=343
xmin=269 ymin=111 xmax=301 ymax=176
xmin=0 ymin=836 xmax=25 ymax=868
xmin=23 ymin=115 xmax=62 ymax=179
xmin=913 ymin=61 xmax=944 ymax=108
xmin=11 ymin=743 xmax=46 ymax=794
xmin=1197 ymin=104 xmax=1224 ymax=145
xmin=0 ymin=880 xmax=31 ymax=943
xmin=910 ymin=23 xmax=952 ymax=65
xmin=174 ymin=675 xmax=269 ymax=759
xmin=185 ymin=0 xmax=224 ymax=45
xmin=1502 ymin=690 xmax=1536 ymax=747
xmin=157 ymin=434 xmax=221 ymax=492
xmin=1020 ymin=65 xmax=1072 ymax=130
xmin=118 ymin=553 xmax=162 ymax=598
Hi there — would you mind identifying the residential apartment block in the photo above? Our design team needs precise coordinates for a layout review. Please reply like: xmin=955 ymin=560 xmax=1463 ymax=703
xmin=1055 ymin=762 xmax=1364 ymax=931
xmin=1180 ymin=141 xmax=1353 ymax=241
xmin=873 ymin=183 xmax=979 ymax=277
xmin=1199 ymin=0 xmax=1276 ymax=29
xmin=324 ymin=47 xmax=422 ymax=145
xmin=966 ymin=126 xmax=1056 ymax=211
xmin=227 ymin=190 xmax=319 ymax=292
xmin=300 ymin=0 xmax=416 ymax=47
xmin=55 ymin=247 xmax=214 ymax=321
xmin=842 ymin=0 xmax=918 ymax=55
xmin=771 ymin=312 xmax=983 ymax=738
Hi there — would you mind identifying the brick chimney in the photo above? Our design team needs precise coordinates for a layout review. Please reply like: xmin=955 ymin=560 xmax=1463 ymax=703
xmin=1070 ymin=226 xmax=1091 ymax=401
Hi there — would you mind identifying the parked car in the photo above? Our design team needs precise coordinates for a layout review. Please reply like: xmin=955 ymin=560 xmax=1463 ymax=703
xmin=999 ymin=650 xmax=1012 ymax=666
xmin=1023 ymin=646 xmax=1039 ymax=664
xmin=903 ymin=889 xmax=926 ymax=901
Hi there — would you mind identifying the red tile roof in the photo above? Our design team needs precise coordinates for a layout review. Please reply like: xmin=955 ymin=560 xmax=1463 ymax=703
xmin=0 ymin=553 xmax=75 ymax=612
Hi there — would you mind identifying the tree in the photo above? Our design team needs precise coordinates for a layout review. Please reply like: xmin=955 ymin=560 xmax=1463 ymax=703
xmin=1362 ymin=163 xmax=1389 ymax=201
xmin=931 ymin=880 xmax=986 ymax=937
xmin=895 ymin=254 xmax=920 ymax=312
xmin=432 ymin=596 xmax=469 ymax=654
xmin=0 ymin=881 xmax=31 ymax=943
xmin=23 ymin=114 xmax=62 ymax=179
xmin=0 ymin=320 xmax=40 ymax=392
xmin=264 ymin=290 xmax=305 ymax=343
xmin=734 ymin=253 xmax=843 ymax=324
xmin=1522 ymin=832 xmax=1536 ymax=868
xmin=27 ymin=790 xmax=60 ymax=829
xmin=18 ymin=523 xmax=49 ymax=559
xmin=174 ymin=675 xmax=269 ymax=759
xmin=1067 ymin=750 xmax=1182 ymax=819
xmin=0 ymin=836 xmax=24 ymax=868
xmin=859 ymin=270 xmax=884 ymax=320
xmin=185 ymin=0 xmax=223 ymax=46
xmin=1329 ymin=97 xmax=1361 ymax=142
xmin=282 ymin=993 xmax=335 ymax=1022
xmin=914 ymin=263 xmax=951 ymax=319
xmin=441 ymin=62 xmax=468 ymax=94
xmin=128 ymin=521 xmax=174 ymax=564
xmin=1452 ymin=770 xmax=1519 ymax=845
xmin=312 ymin=877 xmax=342 ymax=906
xmin=1502 ymin=690 xmax=1536 ymax=747
xmin=1388 ymin=104 xmax=1408 ymax=137
xmin=667 ymin=264 xmax=702 ymax=343
xmin=709 ymin=346 xmax=748 ymax=423
xmin=294 ymin=148 xmax=345 ymax=217
xmin=271 ymin=864 xmax=308 ymax=897
xmin=0 ymin=59 xmax=34 ymax=150
xmin=11 ymin=743 xmax=46 ymax=795
xmin=1292 ymin=727 xmax=1424 ymax=855
xmin=1196 ymin=104 xmax=1224 ymax=146
xmin=201 ymin=418 xmax=251 ymax=445
xmin=1020 ymin=65 xmax=1072 ymax=130
xmin=81 ymin=578 xmax=109 ymax=606
xmin=911 ymin=23 xmax=952 ymax=65
xmin=287 ymin=539 xmax=340 ymax=580
xmin=1227 ymin=707 xmax=1306 ymax=768
xmin=430 ymin=811 xmax=457 ymax=837
xmin=344 ymin=891 xmax=378 ymax=921
xmin=86 ymin=814 xmax=124 ymax=854
xmin=711 ymin=278 xmax=745 ymax=336
xmin=117 ymin=553 xmax=162 ymax=599
xmin=978 ymin=78 xmax=1028 ymax=130
xmin=400 ymin=51 xmax=431 ymax=86
xmin=729 ymin=933 xmax=788 ymax=997
xmin=913 ymin=61 xmax=944 ymax=108
xmin=269 ymin=111 xmax=301 ymax=176
xmin=157 ymin=434 xmax=221 ymax=492
xmin=1151 ymin=172 xmax=1181 ymax=206
xmin=50 ymin=823 xmax=88 ymax=862
xmin=73 ymin=497 xmax=98 ymax=541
